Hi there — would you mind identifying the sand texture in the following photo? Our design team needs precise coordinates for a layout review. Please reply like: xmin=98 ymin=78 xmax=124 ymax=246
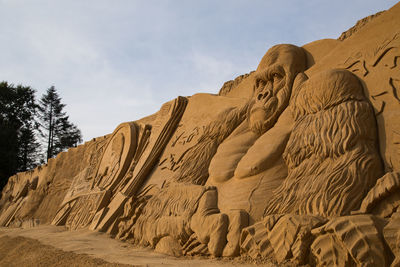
xmin=1 ymin=2 xmax=400 ymax=266
xmin=0 ymin=226 xmax=277 ymax=267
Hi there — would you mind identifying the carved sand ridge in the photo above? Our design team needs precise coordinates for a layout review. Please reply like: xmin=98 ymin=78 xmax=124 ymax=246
xmin=1 ymin=2 xmax=400 ymax=266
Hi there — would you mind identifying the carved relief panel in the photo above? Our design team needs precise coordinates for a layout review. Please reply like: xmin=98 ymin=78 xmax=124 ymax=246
xmin=341 ymin=32 xmax=400 ymax=171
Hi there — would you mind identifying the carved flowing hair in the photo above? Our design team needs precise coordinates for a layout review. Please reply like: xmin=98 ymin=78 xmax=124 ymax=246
xmin=172 ymin=103 xmax=249 ymax=185
xmin=132 ymin=183 xmax=208 ymax=247
xmin=264 ymin=69 xmax=383 ymax=217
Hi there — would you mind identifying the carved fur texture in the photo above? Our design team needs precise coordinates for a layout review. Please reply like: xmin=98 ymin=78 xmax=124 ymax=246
xmin=132 ymin=183 xmax=207 ymax=247
xmin=173 ymin=103 xmax=249 ymax=185
xmin=265 ymin=69 xmax=383 ymax=217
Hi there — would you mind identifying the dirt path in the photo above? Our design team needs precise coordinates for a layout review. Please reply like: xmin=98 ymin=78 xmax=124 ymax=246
xmin=0 ymin=235 xmax=132 ymax=267
xmin=0 ymin=225 xmax=276 ymax=267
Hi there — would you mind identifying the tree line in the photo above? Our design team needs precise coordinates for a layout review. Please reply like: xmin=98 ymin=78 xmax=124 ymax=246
xmin=0 ymin=82 xmax=82 ymax=190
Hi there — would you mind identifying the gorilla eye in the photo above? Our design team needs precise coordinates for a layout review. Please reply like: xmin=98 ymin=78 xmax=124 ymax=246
xmin=256 ymin=79 xmax=266 ymax=88
xmin=272 ymin=73 xmax=283 ymax=82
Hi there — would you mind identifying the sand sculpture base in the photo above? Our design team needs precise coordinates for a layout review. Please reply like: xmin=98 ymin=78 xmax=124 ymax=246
xmin=1 ymin=2 xmax=400 ymax=266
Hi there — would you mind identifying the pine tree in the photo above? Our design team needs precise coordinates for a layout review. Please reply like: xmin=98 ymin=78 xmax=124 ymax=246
xmin=19 ymin=126 xmax=41 ymax=170
xmin=37 ymin=86 xmax=82 ymax=160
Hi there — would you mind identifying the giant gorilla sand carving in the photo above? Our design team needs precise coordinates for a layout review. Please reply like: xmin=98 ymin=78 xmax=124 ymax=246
xmin=1 ymin=2 xmax=400 ymax=266
xmin=264 ymin=69 xmax=382 ymax=218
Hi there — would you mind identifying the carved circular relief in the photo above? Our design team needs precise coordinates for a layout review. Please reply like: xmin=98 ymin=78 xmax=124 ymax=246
xmin=94 ymin=122 xmax=137 ymax=191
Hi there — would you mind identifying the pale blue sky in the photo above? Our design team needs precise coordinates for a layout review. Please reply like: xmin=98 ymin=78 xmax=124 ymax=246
xmin=0 ymin=0 xmax=398 ymax=141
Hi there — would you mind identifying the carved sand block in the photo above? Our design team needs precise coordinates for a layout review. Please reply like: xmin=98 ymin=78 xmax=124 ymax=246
xmin=305 ymin=5 xmax=400 ymax=173
xmin=206 ymin=44 xmax=308 ymax=222
xmin=120 ymin=96 xmax=187 ymax=196
xmin=384 ymin=211 xmax=400 ymax=266
xmin=356 ymin=171 xmax=400 ymax=217
xmin=1 ymin=2 xmax=400 ymax=266
xmin=52 ymin=122 xmax=137 ymax=228
xmin=0 ymin=198 xmax=24 ymax=227
xmin=144 ymin=93 xmax=247 ymax=188
xmin=123 ymin=183 xmax=234 ymax=257
xmin=240 ymin=214 xmax=326 ymax=264
xmin=64 ymin=190 xmax=111 ymax=230
xmin=265 ymin=68 xmax=382 ymax=218
xmin=94 ymin=122 xmax=137 ymax=192
xmin=311 ymin=215 xmax=387 ymax=267
xmin=340 ymin=33 xmax=400 ymax=172
xmin=93 ymin=96 xmax=188 ymax=232
xmin=0 ymin=173 xmax=41 ymax=227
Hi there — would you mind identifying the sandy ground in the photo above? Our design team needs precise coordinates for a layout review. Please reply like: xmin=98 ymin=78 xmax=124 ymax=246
xmin=0 ymin=225 xmax=277 ymax=267
xmin=0 ymin=235 xmax=132 ymax=267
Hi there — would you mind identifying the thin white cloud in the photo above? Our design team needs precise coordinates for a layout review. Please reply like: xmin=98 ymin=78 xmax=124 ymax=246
xmin=0 ymin=0 xmax=398 ymax=142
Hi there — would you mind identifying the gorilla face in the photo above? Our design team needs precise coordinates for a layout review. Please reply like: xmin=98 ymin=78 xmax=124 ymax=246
xmin=249 ymin=44 xmax=306 ymax=135
xmin=249 ymin=65 xmax=287 ymax=135
xmin=255 ymin=65 xmax=285 ymax=111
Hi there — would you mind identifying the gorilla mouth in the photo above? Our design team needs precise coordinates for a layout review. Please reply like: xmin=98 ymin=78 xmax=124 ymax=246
xmin=263 ymin=96 xmax=278 ymax=114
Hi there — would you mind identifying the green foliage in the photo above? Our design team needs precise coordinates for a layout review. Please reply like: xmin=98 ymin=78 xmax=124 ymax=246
xmin=0 ymin=81 xmax=40 ymax=189
xmin=37 ymin=86 xmax=82 ymax=160
xmin=0 ymin=83 xmax=82 ymax=191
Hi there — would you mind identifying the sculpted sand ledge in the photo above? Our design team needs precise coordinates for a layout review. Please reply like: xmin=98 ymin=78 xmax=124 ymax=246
xmin=1 ymin=2 xmax=400 ymax=266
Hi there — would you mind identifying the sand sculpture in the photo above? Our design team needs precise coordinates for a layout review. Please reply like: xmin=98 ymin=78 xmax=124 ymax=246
xmin=1 ymin=2 xmax=400 ymax=266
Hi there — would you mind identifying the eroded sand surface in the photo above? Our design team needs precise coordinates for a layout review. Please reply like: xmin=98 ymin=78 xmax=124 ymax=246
xmin=0 ymin=225 xmax=276 ymax=267
xmin=0 ymin=235 xmax=131 ymax=267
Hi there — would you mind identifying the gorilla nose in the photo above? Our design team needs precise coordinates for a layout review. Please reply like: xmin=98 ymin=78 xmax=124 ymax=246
xmin=257 ymin=90 xmax=271 ymax=100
